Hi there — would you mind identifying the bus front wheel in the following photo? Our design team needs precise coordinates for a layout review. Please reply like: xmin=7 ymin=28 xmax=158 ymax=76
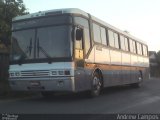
xmin=90 ymin=72 xmax=102 ymax=97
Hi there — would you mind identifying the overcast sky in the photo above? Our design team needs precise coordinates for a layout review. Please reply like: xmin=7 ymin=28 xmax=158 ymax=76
xmin=23 ymin=0 xmax=160 ymax=52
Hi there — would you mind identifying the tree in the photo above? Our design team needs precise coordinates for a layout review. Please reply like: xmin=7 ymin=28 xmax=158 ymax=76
xmin=0 ymin=0 xmax=28 ymax=45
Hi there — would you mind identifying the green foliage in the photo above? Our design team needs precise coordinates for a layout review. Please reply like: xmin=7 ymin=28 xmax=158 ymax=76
xmin=0 ymin=0 xmax=28 ymax=45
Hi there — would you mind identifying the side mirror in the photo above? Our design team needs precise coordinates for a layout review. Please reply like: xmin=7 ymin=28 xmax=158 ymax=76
xmin=76 ymin=29 xmax=83 ymax=40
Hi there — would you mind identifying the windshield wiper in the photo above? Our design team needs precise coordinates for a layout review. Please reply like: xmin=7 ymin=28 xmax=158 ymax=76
xmin=18 ymin=38 xmax=32 ymax=65
xmin=18 ymin=53 xmax=27 ymax=65
xmin=37 ymin=38 xmax=52 ymax=64
xmin=29 ymin=38 xmax=32 ymax=56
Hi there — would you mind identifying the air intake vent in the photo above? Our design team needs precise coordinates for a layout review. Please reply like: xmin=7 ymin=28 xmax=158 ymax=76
xmin=21 ymin=70 xmax=50 ymax=78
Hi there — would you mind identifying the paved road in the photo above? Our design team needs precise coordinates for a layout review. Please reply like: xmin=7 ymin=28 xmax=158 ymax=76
xmin=0 ymin=78 xmax=160 ymax=114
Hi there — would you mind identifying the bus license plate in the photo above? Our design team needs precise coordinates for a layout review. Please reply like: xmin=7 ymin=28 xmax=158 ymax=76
xmin=30 ymin=81 xmax=40 ymax=86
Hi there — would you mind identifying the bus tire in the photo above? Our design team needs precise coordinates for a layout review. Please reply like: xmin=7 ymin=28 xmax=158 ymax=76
xmin=90 ymin=72 xmax=102 ymax=97
xmin=131 ymin=72 xmax=143 ymax=88
xmin=41 ymin=92 xmax=55 ymax=98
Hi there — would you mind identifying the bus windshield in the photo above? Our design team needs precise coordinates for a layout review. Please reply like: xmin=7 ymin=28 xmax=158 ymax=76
xmin=11 ymin=25 xmax=72 ymax=63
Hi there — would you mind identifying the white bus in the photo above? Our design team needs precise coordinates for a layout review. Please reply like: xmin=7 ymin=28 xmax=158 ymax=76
xmin=9 ymin=8 xmax=149 ymax=97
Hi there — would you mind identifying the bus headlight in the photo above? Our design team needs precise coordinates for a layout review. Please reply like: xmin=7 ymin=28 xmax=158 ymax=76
xmin=10 ymin=72 xmax=15 ymax=77
xmin=58 ymin=70 xmax=71 ymax=76
xmin=50 ymin=70 xmax=71 ymax=76
xmin=51 ymin=71 xmax=57 ymax=75
xmin=15 ymin=72 xmax=21 ymax=77
xmin=58 ymin=71 xmax=64 ymax=75
xmin=10 ymin=72 xmax=21 ymax=77
xmin=64 ymin=70 xmax=70 ymax=75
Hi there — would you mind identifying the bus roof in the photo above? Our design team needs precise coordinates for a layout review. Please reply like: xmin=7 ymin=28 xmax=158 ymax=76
xmin=12 ymin=8 xmax=147 ymax=44
xmin=12 ymin=8 xmax=89 ymax=21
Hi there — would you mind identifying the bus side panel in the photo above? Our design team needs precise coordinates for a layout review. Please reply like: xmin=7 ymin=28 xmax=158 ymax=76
xmin=130 ymin=54 xmax=139 ymax=83
xmin=94 ymin=45 xmax=110 ymax=64
xmin=121 ymin=52 xmax=131 ymax=84
xmin=137 ymin=56 xmax=144 ymax=67
xmin=109 ymin=49 xmax=122 ymax=86
xmin=143 ymin=57 xmax=149 ymax=80
xmin=74 ymin=68 xmax=92 ymax=92
xmin=94 ymin=46 xmax=112 ymax=87
xmin=74 ymin=47 xmax=95 ymax=92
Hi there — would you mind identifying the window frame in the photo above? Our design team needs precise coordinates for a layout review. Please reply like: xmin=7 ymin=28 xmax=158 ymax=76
xmin=91 ymin=20 xmax=148 ymax=56
xmin=100 ymin=27 xmax=107 ymax=45
xmin=93 ymin=23 xmax=101 ymax=44
xmin=108 ymin=29 xmax=120 ymax=49
xmin=74 ymin=16 xmax=91 ymax=56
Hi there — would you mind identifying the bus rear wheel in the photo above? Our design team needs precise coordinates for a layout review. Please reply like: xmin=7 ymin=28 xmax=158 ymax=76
xmin=131 ymin=72 xmax=143 ymax=88
xmin=90 ymin=72 xmax=102 ymax=97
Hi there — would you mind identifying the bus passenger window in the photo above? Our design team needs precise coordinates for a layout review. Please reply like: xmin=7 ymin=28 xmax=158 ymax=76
xmin=137 ymin=42 xmax=143 ymax=55
xmin=114 ymin=33 xmax=119 ymax=49
xmin=129 ymin=39 xmax=133 ymax=52
xmin=100 ymin=27 xmax=107 ymax=45
xmin=93 ymin=23 xmax=101 ymax=43
xmin=84 ymin=28 xmax=91 ymax=54
xmin=108 ymin=30 xmax=114 ymax=47
xmin=124 ymin=37 xmax=129 ymax=51
xmin=120 ymin=35 xmax=125 ymax=50
xmin=143 ymin=45 xmax=148 ymax=56
xmin=132 ymin=41 xmax=136 ymax=54
xmin=139 ymin=44 xmax=143 ymax=55
xmin=108 ymin=30 xmax=119 ymax=49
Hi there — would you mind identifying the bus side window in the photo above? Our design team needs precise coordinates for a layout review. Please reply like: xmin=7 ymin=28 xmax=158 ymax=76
xmin=124 ymin=37 xmax=129 ymax=51
xmin=136 ymin=42 xmax=142 ymax=55
xmin=129 ymin=39 xmax=133 ymax=53
xmin=93 ymin=23 xmax=101 ymax=43
xmin=84 ymin=28 xmax=91 ymax=54
xmin=132 ymin=40 xmax=137 ymax=54
xmin=108 ymin=30 xmax=119 ymax=49
xmin=140 ymin=43 xmax=143 ymax=55
xmin=143 ymin=45 xmax=148 ymax=56
xmin=108 ymin=30 xmax=114 ymax=47
xmin=120 ymin=35 xmax=125 ymax=51
xmin=114 ymin=32 xmax=119 ymax=49
xmin=100 ymin=27 xmax=107 ymax=45
xmin=93 ymin=24 xmax=108 ymax=46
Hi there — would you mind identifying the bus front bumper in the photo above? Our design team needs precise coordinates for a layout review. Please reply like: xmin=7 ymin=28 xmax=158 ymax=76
xmin=9 ymin=77 xmax=75 ymax=92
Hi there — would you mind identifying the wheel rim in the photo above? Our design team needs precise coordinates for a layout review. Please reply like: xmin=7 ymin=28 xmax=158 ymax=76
xmin=138 ymin=73 xmax=142 ymax=82
xmin=92 ymin=76 xmax=101 ymax=94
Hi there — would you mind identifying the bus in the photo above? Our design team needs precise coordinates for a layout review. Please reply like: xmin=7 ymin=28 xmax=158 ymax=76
xmin=9 ymin=8 xmax=149 ymax=97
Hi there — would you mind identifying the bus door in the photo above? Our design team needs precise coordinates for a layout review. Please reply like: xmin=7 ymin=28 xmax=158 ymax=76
xmin=75 ymin=28 xmax=84 ymax=62
xmin=74 ymin=27 xmax=86 ymax=91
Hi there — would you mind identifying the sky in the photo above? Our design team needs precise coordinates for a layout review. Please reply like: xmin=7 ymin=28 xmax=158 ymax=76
xmin=23 ymin=0 xmax=160 ymax=52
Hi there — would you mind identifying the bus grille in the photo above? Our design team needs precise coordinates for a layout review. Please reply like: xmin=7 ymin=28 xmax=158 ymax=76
xmin=21 ymin=70 xmax=50 ymax=77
